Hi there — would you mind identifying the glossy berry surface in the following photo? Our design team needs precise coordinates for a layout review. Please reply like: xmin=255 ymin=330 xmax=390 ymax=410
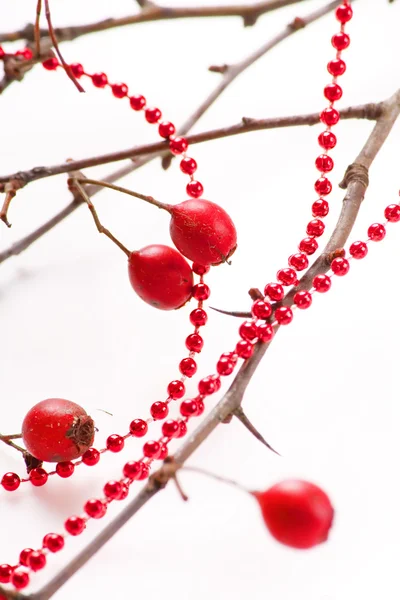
xmin=306 ymin=219 xmax=325 ymax=237
xmin=123 ymin=461 xmax=143 ymax=480
xmin=314 ymin=178 xmax=332 ymax=196
xmin=0 ymin=564 xmax=12 ymax=583
xmin=22 ymin=398 xmax=94 ymax=462
xmin=324 ymin=83 xmax=343 ymax=102
xmin=169 ymin=137 xmax=188 ymax=155
xmin=288 ymin=253 xmax=309 ymax=271
xmin=128 ymin=245 xmax=193 ymax=310
xmin=255 ymin=480 xmax=334 ymax=549
xmin=251 ymin=299 xmax=272 ymax=319
xmin=169 ymin=199 xmax=237 ymax=265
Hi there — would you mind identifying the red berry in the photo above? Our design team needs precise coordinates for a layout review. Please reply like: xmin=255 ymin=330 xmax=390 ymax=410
xmin=192 ymin=283 xmax=210 ymax=301
xmin=158 ymin=121 xmax=176 ymax=138
xmin=104 ymin=480 xmax=123 ymax=500
xmin=293 ymin=290 xmax=312 ymax=309
xmin=315 ymin=154 xmax=334 ymax=173
xmin=336 ymin=4 xmax=353 ymax=23
xmin=368 ymin=223 xmax=386 ymax=241
xmin=43 ymin=533 xmax=65 ymax=553
xmin=129 ymin=95 xmax=146 ymax=110
xmin=256 ymin=322 xmax=274 ymax=343
xmin=185 ymin=333 xmax=204 ymax=353
xmin=128 ymin=245 xmax=193 ymax=310
xmin=150 ymin=401 xmax=169 ymax=420
xmin=22 ymin=398 xmax=95 ymax=462
xmin=29 ymin=468 xmax=48 ymax=487
xmin=288 ymin=253 xmax=309 ymax=271
xmin=190 ymin=308 xmax=208 ymax=326
xmin=327 ymin=59 xmax=346 ymax=76
xmin=180 ymin=399 xmax=198 ymax=417
xmin=65 ymin=516 xmax=86 ymax=536
xmin=143 ymin=441 xmax=161 ymax=459
xmin=216 ymin=357 xmax=235 ymax=376
xmin=198 ymin=375 xmax=220 ymax=396
xmin=168 ymin=380 xmax=185 ymax=399
xmin=180 ymin=157 xmax=197 ymax=175
xmin=264 ymin=282 xmax=284 ymax=301
xmin=384 ymin=204 xmax=400 ymax=222
xmin=275 ymin=306 xmax=293 ymax=325
xmin=179 ymin=357 xmax=197 ymax=377
xmin=299 ymin=237 xmax=318 ymax=255
xmin=91 ymin=72 xmax=108 ymax=87
xmin=11 ymin=571 xmax=29 ymax=590
xmin=349 ymin=241 xmax=368 ymax=259
xmin=85 ymin=498 xmax=107 ymax=519
xmin=312 ymin=199 xmax=329 ymax=218
xmin=314 ymin=178 xmax=332 ymax=196
xmin=106 ymin=434 xmax=124 ymax=453
xmin=318 ymin=131 xmax=337 ymax=150
xmin=28 ymin=551 xmax=46 ymax=572
xmin=320 ymin=107 xmax=340 ymax=126
xmin=169 ymin=137 xmax=188 ymax=155
xmin=19 ymin=549 xmax=33 ymax=567
xmin=239 ymin=320 xmax=258 ymax=342
xmin=332 ymin=32 xmax=350 ymax=50
xmin=56 ymin=461 xmax=75 ymax=478
xmin=254 ymin=480 xmax=334 ymax=549
xmin=123 ymin=461 xmax=143 ymax=480
xmin=162 ymin=420 xmax=181 ymax=438
xmin=277 ymin=268 xmax=298 ymax=286
xmin=331 ymin=257 xmax=350 ymax=276
xmin=129 ymin=419 xmax=148 ymax=437
xmin=42 ymin=57 xmax=59 ymax=70
xmin=313 ymin=274 xmax=331 ymax=293
xmin=145 ymin=107 xmax=162 ymax=123
xmin=82 ymin=447 xmax=100 ymax=466
xmin=1 ymin=472 xmax=20 ymax=491
xmin=0 ymin=564 xmax=12 ymax=584
xmin=306 ymin=219 xmax=325 ymax=237
xmin=324 ymin=83 xmax=342 ymax=102
xmin=111 ymin=83 xmax=128 ymax=98
xmin=187 ymin=181 xmax=204 ymax=198
xmin=251 ymin=299 xmax=272 ymax=319
xmin=169 ymin=199 xmax=237 ymax=265
xmin=236 ymin=340 xmax=254 ymax=359
xmin=70 ymin=63 xmax=84 ymax=78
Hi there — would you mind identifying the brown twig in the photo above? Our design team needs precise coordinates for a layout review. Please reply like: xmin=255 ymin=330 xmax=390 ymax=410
xmin=0 ymin=432 xmax=25 ymax=454
xmin=34 ymin=0 xmax=42 ymax=57
xmin=0 ymin=179 xmax=24 ymax=227
xmin=76 ymin=178 xmax=169 ymax=212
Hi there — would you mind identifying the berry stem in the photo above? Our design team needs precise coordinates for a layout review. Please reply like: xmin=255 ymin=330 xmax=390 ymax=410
xmin=76 ymin=178 xmax=170 ymax=212
xmin=35 ymin=0 xmax=42 ymax=58
xmin=0 ymin=432 xmax=25 ymax=454
xmin=69 ymin=179 xmax=131 ymax=257
xmin=182 ymin=466 xmax=250 ymax=495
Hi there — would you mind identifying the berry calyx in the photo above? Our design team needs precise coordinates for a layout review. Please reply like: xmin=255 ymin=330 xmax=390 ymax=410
xmin=128 ymin=245 xmax=193 ymax=310
xmin=22 ymin=399 xmax=95 ymax=463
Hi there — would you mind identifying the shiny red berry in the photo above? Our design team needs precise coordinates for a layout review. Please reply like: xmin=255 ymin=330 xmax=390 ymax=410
xmin=82 ymin=447 xmax=100 ymax=466
xmin=179 ymin=357 xmax=197 ymax=377
xmin=42 ymin=57 xmax=59 ymax=70
xmin=320 ymin=107 xmax=340 ymax=126
xmin=336 ymin=4 xmax=353 ymax=23
xmin=275 ymin=306 xmax=293 ymax=325
xmin=349 ymin=241 xmax=368 ymax=259
xmin=254 ymin=480 xmax=334 ymax=549
xmin=251 ymin=299 xmax=272 ymax=319
xmin=130 ymin=419 xmax=148 ymax=437
xmin=264 ymin=282 xmax=284 ymax=301
xmin=185 ymin=333 xmax=204 ymax=353
xmin=29 ymin=468 xmax=48 ymax=487
xmin=158 ymin=121 xmax=176 ymax=138
xmin=288 ymin=253 xmax=309 ymax=271
xmin=85 ymin=498 xmax=107 ymax=519
xmin=91 ymin=72 xmax=108 ymax=87
xmin=129 ymin=95 xmax=146 ymax=110
xmin=143 ymin=440 xmax=161 ymax=459
xmin=313 ymin=274 xmax=331 ymax=293
xmin=28 ymin=551 xmax=46 ymax=572
xmin=327 ymin=59 xmax=346 ymax=76
xmin=180 ymin=157 xmax=197 ymax=175
xmin=1 ymin=472 xmax=20 ymax=491
xmin=318 ymin=131 xmax=337 ymax=150
xmin=168 ymin=380 xmax=185 ymax=399
xmin=43 ymin=533 xmax=65 ymax=553
xmin=315 ymin=154 xmax=334 ymax=173
xmin=239 ymin=320 xmax=258 ymax=342
xmin=306 ymin=219 xmax=325 ymax=237
xmin=332 ymin=32 xmax=350 ymax=50
xmin=299 ymin=237 xmax=318 ymax=255
xmin=56 ymin=461 xmax=75 ymax=478
xmin=22 ymin=398 xmax=94 ymax=462
xmin=384 ymin=204 xmax=400 ymax=222
xmin=368 ymin=223 xmax=386 ymax=241
xmin=111 ymin=83 xmax=128 ymax=98
xmin=145 ymin=107 xmax=161 ymax=123
xmin=314 ymin=178 xmax=332 ymax=196
xmin=150 ymin=401 xmax=169 ymax=420
xmin=65 ymin=516 xmax=86 ymax=536
xmin=312 ymin=199 xmax=329 ymax=217
xmin=128 ymin=245 xmax=193 ymax=310
xmin=293 ymin=290 xmax=312 ymax=309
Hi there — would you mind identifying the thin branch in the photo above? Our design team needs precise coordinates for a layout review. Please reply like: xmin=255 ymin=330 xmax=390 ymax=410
xmin=76 ymin=178 xmax=169 ymax=212
xmin=0 ymin=0 xmax=313 ymax=45
xmin=0 ymin=432 xmax=25 ymax=454
xmin=34 ymin=0 xmax=42 ymax=57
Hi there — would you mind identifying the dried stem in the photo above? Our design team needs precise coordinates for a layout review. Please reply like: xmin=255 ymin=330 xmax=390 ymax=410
xmin=0 ymin=432 xmax=25 ymax=454
xmin=34 ymin=0 xmax=42 ymax=57
xmin=76 ymin=178 xmax=169 ymax=212
xmin=181 ymin=465 xmax=250 ymax=494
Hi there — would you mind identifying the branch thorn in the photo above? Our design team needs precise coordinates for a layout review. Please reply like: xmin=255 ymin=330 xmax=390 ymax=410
xmin=233 ymin=407 xmax=280 ymax=456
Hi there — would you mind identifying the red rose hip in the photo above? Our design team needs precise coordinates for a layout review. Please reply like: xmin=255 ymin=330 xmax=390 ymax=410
xmin=22 ymin=399 xmax=95 ymax=463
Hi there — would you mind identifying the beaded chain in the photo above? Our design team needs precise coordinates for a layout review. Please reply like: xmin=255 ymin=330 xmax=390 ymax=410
xmin=1 ymin=2 xmax=397 ymax=592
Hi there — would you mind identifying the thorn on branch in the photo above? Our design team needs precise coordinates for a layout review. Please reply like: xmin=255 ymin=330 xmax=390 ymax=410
xmin=233 ymin=407 xmax=280 ymax=456
xmin=326 ymin=247 xmax=346 ymax=264
xmin=243 ymin=13 xmax=259 ymax=27
xmin=208 ymin=64 xmax=230 ymax=74
xmin=248 ymin=287 xmax=264 ymax=301
xmin=0 ymin=180 xmax=24 ymax=227
xmin=210 ymin=306 xmax=252 ymax=318
xmin=339 ymin=162 xmax=369 ymax=190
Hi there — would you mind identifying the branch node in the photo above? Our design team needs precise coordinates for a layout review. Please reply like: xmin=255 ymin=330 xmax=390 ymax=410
xmin=248 ymin=287 xmax=264 ymax=301
xmin=288 ymin=16 xmax=306 ymax=31
xmin=208 ymin=63 xmax=230 ymax=74
xmin=326 ymin=247 xmax=346 ymax=264
xmin=339 ymin=162 xmax=369 ymax=190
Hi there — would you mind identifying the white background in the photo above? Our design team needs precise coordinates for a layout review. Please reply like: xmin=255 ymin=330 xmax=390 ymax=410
xmin=1 ymin=0 xmax=400 ymax=599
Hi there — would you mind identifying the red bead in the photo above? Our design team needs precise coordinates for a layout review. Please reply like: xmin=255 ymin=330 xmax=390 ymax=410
xmin=315 ymin=154 xmax=334 ymax=173
xmin=42 ymin=57 xmax=59 ymax=70
xmin=256 ymin=322 xmax=274 ymax=343
xmin=119 ymin=483 xmax=129 ymax=501
xmin=336 ymin=4 xmax=353 ymax=23
xmin=320 ymin=107 xmax=340 ymax=126
xmin=145 ymin=107 xmax=162 ymax=123
xmin=190 ymin=308 xmax=208 ymax=326
xmin=275 ymin=306 xmax=293 ymax=325
xmin=129 ymin=419 xmax=148 ymax=437
xmin=129 ymin=95 xmax=146 ymax=111
xmin=318 ymin=131 xmax=337 ymax=150
xmin=195 ymin=400 xmax=205 ymax=416
xmin=111 ymin=83 xmax=128 ymax=98
xmin=137 ymin=464 xmax=150 ymax=480
xmin=314 ymin=178 xmax=332 ymax=196
xmin=217 ymin=357 xmax=235 ymax=376
xmin=177 ymin=420 xmax=187 ymax=437
xmin=82 ymin=447 xmax=100 ymax=466
xmin=91 ymin=72 xmax=108 ymax=87
xmin=180 ymin=399 xmax=199 ymax=417
xmin=104 ymin=480 xmax=123 ymax=500
xmin=11 ymin=571 xmax=29 ymax=590
xmin=312 ymin=199 xmax=329 ymax=217
xmin=56 ymin=461 xmax=75 ymax=478
xmin=0 ymin=564 xmax=12 ymax=584
xmin=85 ymin=498 xmax=107 ymax=519
xmin=43 ymin=533 xmax=65 ymax=553
xmin=236 ymin=340 xmax=254 ymax=359
xmin=220 ymin=351 xmax=238 ymax=364
xmin=17 ymin=48 xmax=33 ymax=60
xmin=106 ymin=434 xmax=124 ymax=453
xmin=324 ymin=83 xmax=343 ymax=102
xmin=30 ymin=467 xmax=48 ymax=487
xmin=349 ymin=241 xmax=368 ymax=259
xmin=170 ymin=136 xmax=188 ymax=155
xmin=293 ymin=290 xmax=312 ymax=309
xmin=179 ymin=357 xmax=197 ymax=377
xmin=187 ymin=180 xmax=204 ymax=198
xmin=185 ymin=333 xmax=204 ymax=353
xmin=313 ymin=274 xmax=331 ymax=293
xmin=251 ymin=299 xmax=272 ymax=319
xmin=198 ymin=375 xmax=220 ymax=396
xmin=143 ymin=440 xmax=161 ymax=459
xmin=264 ymin=282 xmax=284 ymax=301
xmin=180 ymin=157 xmax=197 ymax=175
xmin=384 ymin=204 xmax=400 ymax=222
xmin=157 ymin=443 xmax=168 ymax=461
xmin=19 ymin=549 xmax=33 ymax=567
xmin=299 ymin=237 xmax=318 ymax=255
xmin=239 ymin=320 xmax=258 ymax=342
xmin=28 ymin=551 xmax=46 ymax=572
xmin=306 ymin=219 xmax=325 ymax=237
xmin=150 ymin=401 xmax=169 ymax=420
xmin=158 ymin=121 xmax=176 ymax=138
xmin=168 ymin=380 xmax=185 ymax=399
xmin=192 ymin=263 xmax=210 ymax=275
xmin=327 ymin=59 xmax=346 ymax=76
xmin=162 ymin=420 xmax=181 ymax=438
xmin=65 ymin=516 xmax=86 ymax=536
xmin=288 ymin=253 xmax=309 ymax=272
xmin=332 ymin=32 xmax=350 ymax=50
xmin=1 ymin=472 xmax=20 ymax=491
xmin=123 ymin=461 xmax=143 ymax=480
xmin=277 ymin=268 xmax=298 ymax=286
xmin=368 ymin=223 xmax=386 ymax=241
xmin=70 ymin=63 xmax=84 ymax=78
xmin=0 ymin=47 xmax=4 ymax=59
xmin=192 ymin=283 xmax=210 ymax=300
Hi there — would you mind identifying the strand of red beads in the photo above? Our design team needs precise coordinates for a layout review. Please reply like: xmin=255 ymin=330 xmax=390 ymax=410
xmin=3 ymin=196 xmax=400 ymax=590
